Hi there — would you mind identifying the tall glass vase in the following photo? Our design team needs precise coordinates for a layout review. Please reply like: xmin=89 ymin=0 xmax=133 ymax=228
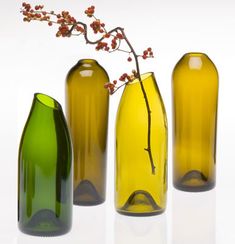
xmin=18 ymin=93 xmax=73 ymax=236
xmin=115 ymin=72 xmax=168 ymax=216
xmin=66 ymin=59 xmax=109 ymax=205
xmin=172 ymin=52 xmax=219 ymax=192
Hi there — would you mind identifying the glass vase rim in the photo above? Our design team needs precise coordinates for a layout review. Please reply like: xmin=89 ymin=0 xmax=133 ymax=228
xmin=34 ymin=93 xmax=62 ymax=110
xmin=78 ymin=59 xmax=98 ymax=64
xmin=128 ymin=72 xmax=155 ymax=85
xmin=182 ymin=52 xmax=209 ymax=58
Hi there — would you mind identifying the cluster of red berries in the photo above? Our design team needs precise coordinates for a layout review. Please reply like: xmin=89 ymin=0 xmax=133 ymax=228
xmin=119 ymin=73 xmax=132 ymax=82
xmin=55 ymin=11 xmax=78 ymax=36
xmin=103 ymin=69 xmax=138 ymax=94
xmin=90 ymin=20 xmax=105 ymax=34
xmin=75 ymin=25 xmax=85 ymax=33
xmin=22 ymin=11 xmax=50 ymax=22
xmin=34 ymin=5 xmax=44 ymax=10
xmin=85 ymin=6 xmax=95 ymax=17
xmin=142 ymin=47 xmax=154 ymax=59
xmin=22 ymin=2 xmax=33 ymax=11
xmin=22 ymin=3 xmax=52 ymax=23
xmin=56 ymin=25 xmax=69 ymax=37
xmin=22 ymin=3 xmax=44 ymax=11
xmin=104 ymin=82 xmax=115 ymax=94
xmin=96 ymin=42 xmax=109 ymax=51
xmin=111 ymin=37 xmax=118 ymax=49
xmin=22 ymin=2 xmax=82 ymax=37
xmin=21 ymin=3 xmax=154 ymax=95
xmin=94 ymin=31 xmax=125 ymax=52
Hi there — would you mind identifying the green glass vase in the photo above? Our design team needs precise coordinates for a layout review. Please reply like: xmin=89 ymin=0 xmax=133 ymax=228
xmin=65 ymin=59 xmax=109 ymax=205
xmin=115 ymin=72 xmax=168 ymax=216
xmin=18 ymin=93 xmax=73 ymax=236
xmin=172 ymin=52 xmax=219 ymax=192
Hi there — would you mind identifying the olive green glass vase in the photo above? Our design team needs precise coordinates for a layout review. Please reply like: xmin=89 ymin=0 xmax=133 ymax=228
xmin=18 ymin=93 xmax=73 ymax=236
xmin=115 ymin=72 xmax=168 ymax=216
xmin=66 ymin=59 xmax=109 ymax=206
xmin=172 ymin=52 xmax=219 ymax=192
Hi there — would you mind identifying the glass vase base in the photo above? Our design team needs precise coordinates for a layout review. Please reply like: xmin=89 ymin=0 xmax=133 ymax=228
xmin=174 ymin=170 xmax=215 ymax=192
xmin=73 ymin=180 xmax=105 ymax=206
xmin=116 ymin=190 xmax=164 ymax=217
xmin=19 ymin=209 xmax=70 ymax=237
xmin=117 ymin=209 xmax=165 ymax=217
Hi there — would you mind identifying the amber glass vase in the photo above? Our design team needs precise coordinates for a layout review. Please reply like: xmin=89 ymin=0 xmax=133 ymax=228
xmin=172 ymin=52 xmax=219 ymax=192
xmin=115 ymin=72 xmax=168 ymax=216
xmin=66 ymin=59 xmax=109 ymax=205
xmin=18 ymin=93 xmax=72 ymax=236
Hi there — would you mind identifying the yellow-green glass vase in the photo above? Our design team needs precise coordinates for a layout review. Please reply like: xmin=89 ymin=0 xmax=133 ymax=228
xmin=115 ymin=72 xmax=168 ymax=216
xmin=172 ymin=52 xmax=219 ymax=192
xmin=65 ymin=59 xmax=109 ymax=206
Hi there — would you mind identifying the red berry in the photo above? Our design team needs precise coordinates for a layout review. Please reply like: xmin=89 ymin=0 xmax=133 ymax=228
xmin=143 ymin=50 xmax=148 ymax=55
xmin=127 ymin=76 xmax=131 ymax=81
xmin=147 ymin=47 xmax=152 ymax=52
xmin=127 ymin=57 xmax=132 ymax=62
xmin=116 ymin=33 xmax=123 ymax=39
xmin=104 ymin=83 xmax=110 ymax=88
xmin=104 ymin=33 xmax=110 ymax=38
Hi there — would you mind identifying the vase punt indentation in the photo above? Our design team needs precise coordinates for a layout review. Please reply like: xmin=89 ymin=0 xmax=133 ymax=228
xmin=118 ymin=190 xmax=164 ymax=216
xmin=175 ymin=170 xmax=215 ymax=192
xmin=73 ymin=180 xmax=104 ymax=206
xmin=24 ymin=209 xmax=66 ymax=236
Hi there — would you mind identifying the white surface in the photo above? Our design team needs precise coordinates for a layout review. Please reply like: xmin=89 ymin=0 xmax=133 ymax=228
xmin=1 ymin=0 xmax=235 ymax=243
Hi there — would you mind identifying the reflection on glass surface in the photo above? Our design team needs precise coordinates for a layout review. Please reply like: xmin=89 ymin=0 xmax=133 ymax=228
xmin=16 ymin=232 xmax=74 ymax=244
xmin=114 ymin=213 xmax=167 ymax=244
xmin=172 ymin=189 xmax=216 ymax=244
xmin=73 ymin=205 xmax=106 ymax=243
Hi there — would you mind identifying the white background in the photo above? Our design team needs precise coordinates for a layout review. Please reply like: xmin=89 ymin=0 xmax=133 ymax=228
xmin=1 ymin=0 xmax=235 ymax=243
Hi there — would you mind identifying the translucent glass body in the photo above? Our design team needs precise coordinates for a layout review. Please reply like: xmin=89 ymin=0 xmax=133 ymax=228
xmin=18 ymin=93 xmax=72 ymax=236
xmin=66 ymin=59 xmax=109 ymax=205
xmin=115 ymin=73 xmax=168 ymax=216
xmin=172 ymin=53 xmax=219 ymax=191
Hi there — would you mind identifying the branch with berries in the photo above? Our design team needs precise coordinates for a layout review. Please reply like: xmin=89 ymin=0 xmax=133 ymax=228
xmin=21 ymin=2 xmax=156 ymax=174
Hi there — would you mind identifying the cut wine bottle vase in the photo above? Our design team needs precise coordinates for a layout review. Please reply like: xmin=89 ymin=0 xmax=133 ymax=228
xmin=172 ymin=52 xmax=219 ymax=192
xmin=66 ymin=59 xmax=109 ymax=206
xmin=18 ymin=93 xmax=73 ymax=236
xmin=115 ymin=72 xmax=168 ymax=216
